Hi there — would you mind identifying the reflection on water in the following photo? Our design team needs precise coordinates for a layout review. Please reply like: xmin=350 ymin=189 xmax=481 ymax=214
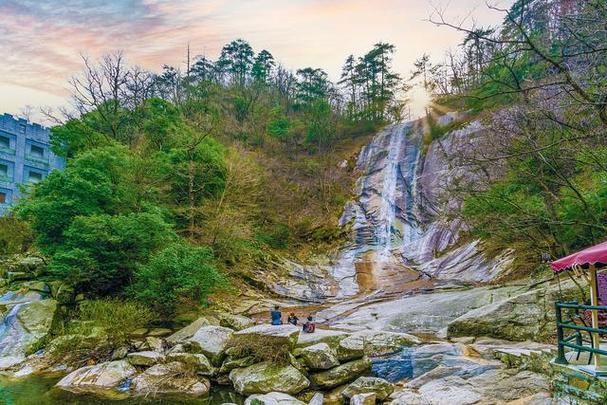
xmin=0 ymin=375 xmax=244 ymax=405
xmin=372 ymin=347 xmax=414 ymax=383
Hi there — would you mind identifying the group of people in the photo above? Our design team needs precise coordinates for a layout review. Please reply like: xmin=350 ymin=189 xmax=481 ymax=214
xmin=270 ymin=305 xmax=315 ymax=333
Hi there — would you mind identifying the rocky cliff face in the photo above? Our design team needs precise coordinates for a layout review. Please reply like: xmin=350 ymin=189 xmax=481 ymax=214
xmin=273 ymin=115 xmax=513 ymax=301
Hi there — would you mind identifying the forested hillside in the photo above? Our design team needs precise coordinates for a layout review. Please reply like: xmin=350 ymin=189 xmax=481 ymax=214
xmin=415 ymin=0 xmax=607 ymax=273
xmin=0 ymin=40 xmax=405 ymax=315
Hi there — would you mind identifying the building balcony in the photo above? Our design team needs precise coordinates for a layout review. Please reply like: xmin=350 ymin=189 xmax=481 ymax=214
xmin=0 ymin=146 xmax=15 ymax=156
xmin=25 ymin=154 xmax=49 ymax=166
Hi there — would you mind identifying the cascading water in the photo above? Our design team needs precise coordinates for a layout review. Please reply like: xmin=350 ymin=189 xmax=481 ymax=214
xmin=377 ymin=123 xmax=405 ymax=257
xmin=287 ymin=116 xmax=510 ymax=301
xmin=331 ymin=121 xmax=425 ymax=297
xmin=0 ymin=304 xmax=23 ymax=348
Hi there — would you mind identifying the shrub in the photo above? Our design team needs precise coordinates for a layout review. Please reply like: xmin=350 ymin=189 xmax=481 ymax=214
xmin=75 ymin=299 xmax=154 ymax=341
xmin=225 ymin=334 xmax=291 ymax=364
xmin=255 ymin=223 xmax=292 ymax=249
xmin=0 ymin=216 xmax=33 ymax=255
xmin=130 ymin=242 xmax=226 ymax=317
xmin=49 ymin=211 xmax=175 ymax=295
xmin=48 ymin=299 xmax=153 ymax=365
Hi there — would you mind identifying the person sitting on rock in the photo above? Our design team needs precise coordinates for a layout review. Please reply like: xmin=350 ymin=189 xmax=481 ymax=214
xmin=288 ymin=312 xmax=299 ymax=325
xmin=303 ymin=315 xmax=316 ymax=333
xmin=270 ymin=305 xmax=282 ymax=325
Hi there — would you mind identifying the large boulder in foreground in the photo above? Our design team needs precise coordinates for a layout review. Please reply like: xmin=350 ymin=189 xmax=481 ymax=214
xmin=337 ymin=335 xmax=365 ymax=362
xmin=166 ymin=352 xmax=214 ymax=375
xmin=299 ymin=343 xmax=339 ymax=370
xmin=342 ymin=377 xmax=394 ymax=400
xmin=296 ymin=329 xmax=349 ymax=348
xmin=359 ymin=331 xmax=420 ymax=356
xmin=310 ymin=358 xmax=372 ymax=389
xmin=350 ymin=393 xmax=376 ymax=405
xmin=188 ymin=325 xmax=233 ymax=363
xmin=0 ymin=296 xmax=57 ymax=370
xmin=219 ymin=312 xmax=255 ymax=331
xmin=167 ymin=317 xmax=213 ymax=344
xmin=127 ymin=351 xmax=164 ymax=367
xmin=447 ymin=280 xmax=581 ymax=342
xmin=56 ymin=360 xmax=136 ymax=395
xmin=229 ymin=362 xmax=310 ymax=395
xmin=389 ymin=357 xmax=550 ymax=405
xmin=335 ymin=331 xmax=419 ymax=361
xmin=131 ymin=361 xmax=210 ymax=397
xmin=245 ymin=392 xmax=307 ymax=405
xmin=234 ymin=324 xmax=300 ymax=350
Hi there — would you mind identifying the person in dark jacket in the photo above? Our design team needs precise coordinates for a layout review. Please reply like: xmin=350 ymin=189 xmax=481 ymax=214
xmin=270 ymin=305 xmax=282 ymax=325
xmin=287 ymin=312 xmax=299 ymax=325
xmin=303 ymin=315 xmax=316 ymax=333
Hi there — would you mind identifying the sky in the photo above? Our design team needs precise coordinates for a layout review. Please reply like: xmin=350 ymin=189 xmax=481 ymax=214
xmin=0 ymin=0 xmax=512 ymax=124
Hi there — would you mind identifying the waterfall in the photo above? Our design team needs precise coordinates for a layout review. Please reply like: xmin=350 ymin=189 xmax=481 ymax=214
xmin=401 ymin=138 xmax=423 ymax=254
xmin=279 ymin=117 xmax=510 ymax=302
xmin=377 ymin=124 xmax=405 ymax=257
xmin=331 ymin=122 xmax=422 ymax=297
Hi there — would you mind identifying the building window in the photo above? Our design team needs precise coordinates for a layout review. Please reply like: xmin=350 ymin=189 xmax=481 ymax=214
xmin=30 ymin=144 xmax=45 ymax=158
xmin=28 ymin=170 xmax=43 ymax=183
xmin=0 ymin=192 xmax=5 ymax=204
xmin=0 ymin=136 xmax=9 ymax=149
xmin=0 ymin=161 xmax=12 ymax=182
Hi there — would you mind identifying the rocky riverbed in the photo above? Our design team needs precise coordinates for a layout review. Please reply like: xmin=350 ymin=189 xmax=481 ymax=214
xmin=0 ymin=118 xmax=584 ymax=404
xmin=0 ymin=273 xmax=575 ymax=404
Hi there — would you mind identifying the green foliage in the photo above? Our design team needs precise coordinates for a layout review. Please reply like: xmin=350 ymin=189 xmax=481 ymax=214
xmin=305 ymin=98 xmax=335 ymax=152
xmin=267 ymin=107 xmax=292 ymax=141
xmin=50 ymin=212 xmax=174 ymax=295
xmin=18 ymin=39 xmax=382 ymax=308
xmin=255 ymin=223 xmax=292 ymax=249
xmin=226 ymin=334 xmax=291 ymax=364
xmin=0 ymin=217 xmax=33 ymax=255
xmin=50 ymin=115 xmax=109 ymax=158
xmin=219 ymin=39 xmax=255 ymax=87
xmin=462 ymin=145 xmax=607 ymax=272
xmin=16 ymin=145 xmax=176 ymax=295
xmin=49 ymin=299 xmax=153 ymax=365
xmin=16 ymin=145 xmax=145 ymax=254
xmin=130 ymin=242 xmax=226 ymax=317
xmin=339 ymin=43 xmax=401 ymax=122
xmin=75 ymin=299 xmax=154 ymax=340
xmin=161 ymin=138 xmax=227 ymax=204
xmin=464 ymin=52 xmax=543 ymax=111
xmin=133 ymin=98 xmax=182 ymax=150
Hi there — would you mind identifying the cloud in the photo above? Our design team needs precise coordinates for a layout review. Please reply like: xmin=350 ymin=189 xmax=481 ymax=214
xmin=0 ymin=0 xmax=512 ymax=118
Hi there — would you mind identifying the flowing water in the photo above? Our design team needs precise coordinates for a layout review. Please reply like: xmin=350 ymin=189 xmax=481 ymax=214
xmin=377 ymin=122 xmax=405 ymax=257
xmin=332 ymin=121 xmax=427 ymax=297
xmin=0 ymin=375 xmax=244 ymax=405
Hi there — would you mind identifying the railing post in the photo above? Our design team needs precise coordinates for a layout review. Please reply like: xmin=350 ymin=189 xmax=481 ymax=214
xmin=555 ymin=301 xmax=568 ymax=364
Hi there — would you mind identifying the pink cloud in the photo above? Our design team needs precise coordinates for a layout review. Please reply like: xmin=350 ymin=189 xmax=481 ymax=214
xmin=0 ymin=0 xmax=512 ymax=116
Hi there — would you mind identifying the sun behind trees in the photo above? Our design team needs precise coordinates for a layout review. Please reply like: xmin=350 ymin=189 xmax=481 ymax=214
xmin=412 ymin=0 xmax=607 ymax=274
xmin=11 ymin=39 xmax=405 ymax=316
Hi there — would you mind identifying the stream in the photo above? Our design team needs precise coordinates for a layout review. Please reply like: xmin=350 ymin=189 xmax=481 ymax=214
xmin=0 ymin=375 xmax=244 ymax=405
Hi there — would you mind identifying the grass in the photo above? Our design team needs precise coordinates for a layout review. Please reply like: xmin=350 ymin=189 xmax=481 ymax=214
xmin=225 ymin=334 xmax=292 ymax=365
xmin=45 ymin=299 xmax=154 ymax=366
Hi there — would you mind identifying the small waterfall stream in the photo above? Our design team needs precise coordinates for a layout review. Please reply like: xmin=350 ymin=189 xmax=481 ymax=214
xmin=377 ymin=123 xmax=405 ymax=257
xmin=332 ymin=121 xmax=425 ymax=297
xmin=282 ymin=117 xmax=510 ymax=301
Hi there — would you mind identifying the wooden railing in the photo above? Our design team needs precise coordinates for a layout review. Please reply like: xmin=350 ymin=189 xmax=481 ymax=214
xmin=555 ymin=301 xmax=607 ymax=364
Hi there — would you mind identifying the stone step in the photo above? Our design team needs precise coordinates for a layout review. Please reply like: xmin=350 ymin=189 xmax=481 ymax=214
xmin=493 ymin=346 xmax=555 ymax=375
